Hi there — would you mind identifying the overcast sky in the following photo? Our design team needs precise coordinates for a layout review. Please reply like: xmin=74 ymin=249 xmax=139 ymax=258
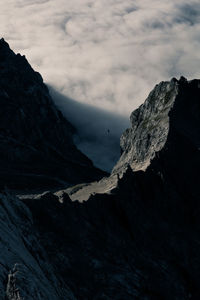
xmin=1 ymin=0 xmax=200 ymax=170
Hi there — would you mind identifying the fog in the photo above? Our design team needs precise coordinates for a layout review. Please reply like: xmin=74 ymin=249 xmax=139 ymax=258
xmin=49 ymin=87 xmax=129 ymax=171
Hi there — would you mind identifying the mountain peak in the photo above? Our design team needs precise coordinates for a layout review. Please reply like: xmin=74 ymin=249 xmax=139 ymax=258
xmin=0 ymin=37 xmax=9 ymax=47
xmin=0 ymin=41 xmax=106 ymax=190
xmin=113 ymin=76 xmax=200 ymax=174
xmin=0 ymin=38 xmax=14 ymax=60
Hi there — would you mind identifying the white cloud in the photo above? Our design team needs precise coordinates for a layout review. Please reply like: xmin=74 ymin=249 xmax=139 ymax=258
xmin=1 ymin=0 xmax=200 ymax=170
xmin=2 ymin=0 xmax=200 ymax=114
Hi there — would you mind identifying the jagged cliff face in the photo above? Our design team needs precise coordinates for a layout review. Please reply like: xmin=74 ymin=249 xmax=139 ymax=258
xmin=0 ymin=40 xmax=200 ymax=299
xmin=113 ymin=77 xmax=193 ymax=174
xmin=0 ymin=39 xmax=105 ymax=190
xmin=68 ymin=76 xmax=200 ymax=202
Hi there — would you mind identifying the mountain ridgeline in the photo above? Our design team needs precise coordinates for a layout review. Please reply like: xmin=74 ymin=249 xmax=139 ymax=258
xmin=0 ymin=38 xmax=106 ymax=190
xmin=0 ymin=40 xmax=200 ymax=299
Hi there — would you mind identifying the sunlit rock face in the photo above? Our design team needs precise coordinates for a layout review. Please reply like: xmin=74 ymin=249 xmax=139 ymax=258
xmin=112 ymin=78 xmax=179 ymax=173
xmin=113 ymin=76 xmax=200 ymax=175
xmin=0 ymin=39 xmax=106 ymax=190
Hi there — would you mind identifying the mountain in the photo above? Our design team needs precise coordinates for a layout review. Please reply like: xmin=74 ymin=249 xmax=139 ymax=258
xmin=0 ymin=38 xmax=106 ymax=190
xmin=0 ymin=41 xmax=200 ymax=299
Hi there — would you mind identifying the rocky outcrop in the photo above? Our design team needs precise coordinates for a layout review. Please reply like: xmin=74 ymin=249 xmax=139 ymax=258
xmin=0 ymin=38 xmax=106 ymax=190
xmin=62 ymin=76 xmax=200 ymax=202
xmin=112 ymin=76 xmax=192 ymax=174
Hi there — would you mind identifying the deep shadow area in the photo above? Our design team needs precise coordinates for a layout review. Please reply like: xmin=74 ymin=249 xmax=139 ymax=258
xmin=49 ymin=86 xmax=129 ymax=172
xmin=0 ymin=39 xmax=107 ymax=191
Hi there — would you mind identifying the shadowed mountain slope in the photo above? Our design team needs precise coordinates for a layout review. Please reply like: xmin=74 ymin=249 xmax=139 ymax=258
xmin=0 ymin=38 xmax=106 ymax=190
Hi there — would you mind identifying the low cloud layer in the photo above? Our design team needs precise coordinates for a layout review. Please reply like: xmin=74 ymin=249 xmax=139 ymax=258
xmin=1 ymin=0 xmax=200 ymax=170
xmin=49 ymin=87 xmax=129 ymax=171
xmin=1 ymin=0 xmax=200 ymax=114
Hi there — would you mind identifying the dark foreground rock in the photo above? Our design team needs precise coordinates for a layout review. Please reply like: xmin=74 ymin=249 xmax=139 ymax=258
xmin=0 ymin=76 xmax=200 ymax=299
xmin=0 ymin=38 xmax=106 ymax=190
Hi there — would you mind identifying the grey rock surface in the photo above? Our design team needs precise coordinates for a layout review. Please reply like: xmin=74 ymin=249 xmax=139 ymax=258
xmin=63 ymin=77 xmax=189 ymax=202
xmin=113 ymin=77 xmax=180 ymax=174
xmin=0 ymin=38 xmax=106 ymax=190
xmin=0 ymin=191 xmax=76 ymax=300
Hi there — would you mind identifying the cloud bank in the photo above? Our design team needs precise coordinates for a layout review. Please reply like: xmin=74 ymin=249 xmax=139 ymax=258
xmin=1 ymin=0 xmax=200 ymax=170
xmin=1 ymin=0 xmax=200 ymax=114
xmin=49 ymin=87 xmax=129 ymax=172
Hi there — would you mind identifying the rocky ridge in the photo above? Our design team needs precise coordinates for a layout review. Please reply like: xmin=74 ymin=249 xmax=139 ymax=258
xmin=0 ymin=38 xmax=105 ymax=190
xmin=62 ymin=76 xmax=200 ymax=202
xmin=113 ymin=77 xmax=187 ymax=174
